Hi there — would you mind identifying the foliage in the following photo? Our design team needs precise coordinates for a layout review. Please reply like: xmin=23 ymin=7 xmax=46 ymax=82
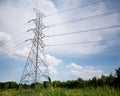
xmin=0 ymin=87 xmax=120 ymax=96
xmin=115 ymin=67 xmax=120 ymax=88
xmin=0 ymin=82 xmax=18 ymax=90
xmin=0 ymin=68 xmax=120 ymax=89
xmin=0 ymin=67 xmax=120 ymax=96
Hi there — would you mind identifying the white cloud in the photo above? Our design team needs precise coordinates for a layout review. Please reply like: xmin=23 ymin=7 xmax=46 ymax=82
xmin=0 ymin=0 xmax=119 ymax=82
xmin=0 ymin=32 xmax=29 ymax=58
xmin=67 ymin=63 xmax=104 ymax=80
xmin=44 ymin=0 xmax=120 ymax=56
xmin=0 ymin=32 xmax=14 ymax=54
xmin=11 ymin=47 xmax=29 ymax=58
xmin=0 ymin=0 xmax=59 ymax=58
xmin=45 ymin=54 xmax=62 ymax=75
xmin=0 ymin=0 xmax=119 ymax=57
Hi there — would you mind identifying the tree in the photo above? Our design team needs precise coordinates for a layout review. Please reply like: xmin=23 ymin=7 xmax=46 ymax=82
xmin=106 ymin=73 xmax=114 ymax=87
xmin=115 ymin=67 xmax=120 ymax=88
xmin=77 ymin=78 xmax=86 ymax=88
xmin=101 ymin=74 xmax=107 ymax=86
xmin=43 ymin=81 xmax=52 ymax=88
xmin=53 ymin=81 xmax=61 ymax=88
xmin=8 ymin=82 xmax=18 ymax=89
xmin=116 ymin=67 xmax=120 ymax=79
xmin=31 ymin=82 xmax=43 ymax=89
xmin=0 ymin=82 xmax=3 ymax=89
xmin=90 ymin=77 xmax=98 ymax=88
xmin=2 ymin=82 xmax=9 ymax=89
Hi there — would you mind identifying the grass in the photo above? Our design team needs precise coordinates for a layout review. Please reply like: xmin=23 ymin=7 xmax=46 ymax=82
xmin=0 ymin=86 xmax=120 ymax=96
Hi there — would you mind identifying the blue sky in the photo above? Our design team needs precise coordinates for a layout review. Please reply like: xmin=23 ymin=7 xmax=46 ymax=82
xmin=0 ymin=0 xmax=120 ymax=82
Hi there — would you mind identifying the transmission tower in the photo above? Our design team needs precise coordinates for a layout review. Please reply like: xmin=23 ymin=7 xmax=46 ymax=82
xmin=20 ymin=9 xmax=49 ymax=84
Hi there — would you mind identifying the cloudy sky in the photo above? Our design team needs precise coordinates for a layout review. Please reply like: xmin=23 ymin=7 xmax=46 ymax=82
xmin=0 ymin=0 xmax=120 ymax=82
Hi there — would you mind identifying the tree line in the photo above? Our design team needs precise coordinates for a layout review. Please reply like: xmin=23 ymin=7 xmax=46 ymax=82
xmin=0 ymin=67 xmax=120 ymax=89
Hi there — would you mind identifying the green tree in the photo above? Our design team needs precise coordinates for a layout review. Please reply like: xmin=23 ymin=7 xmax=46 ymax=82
xmin=53 ymin=81 xmax=61 ymax=88
xmin=77 ymin=77 xmax=86 ymax=88
xmin=116 ymin=67 xmax=120 ymax=79
xmin=43 ymin=81 xmax=51 ymax=88
xmin=2 ymin=82 xmax=9 ymax=89
xmin=106 ymin=73 xmax=114 ymax=87
xmin=8 ymin=82 xmax=18 ymax=89
xmin=101 ymin=74 xmax=107 ymax=86
xmin=31 ymin=82 xmax=43 ymax=89
xmin=90 ymin=77 xmax=98 ymax=88
xmin=115 ymin=67 xmax=120 ymax=88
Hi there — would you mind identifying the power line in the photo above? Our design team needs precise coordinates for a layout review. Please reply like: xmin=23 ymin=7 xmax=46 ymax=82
xmin=0 ymin=34 xmax=33 ymax=53
xmin=46 ymin=38 xmax=120 ymax=46
xmin=2 ymin=23 xmax=120 ymax=51
xmin=0 ymin=43 xmax=26 ymax=55
xmin=46 ymin=24 xmax=120 ymax=37
xmin=2 ymin=24 xmax=120 ymax=52
xmin=9 ymin=9 xmax=120 ymax=41
xmin=11 ymin=33 xmax=33 ymax=44
xmin=0 ymin=46 xmax=28 ymax=64
xmin=7 ymin=22 xmax=29 ymax=34
xmin=1 ymin=38 xmax=119 ymax=58
xmin=46 ymin=0 xmax=106 ymax=17
xmin=0 ymin=0 xmax=109 ymax=40
xmin=0 ymin=38 xmax=30 ymax=55
xmin=46 ymin=9 xmax=120 ymax=27
xmin=1 ymin=36 xmax=120 ymax=58
xmin=3 ymin=0 xmax=105 ymax=36
xmin=3 ymin=9 xmax=119 ymax=44
xmin=0 ymin=0 xmax=105 ymax=38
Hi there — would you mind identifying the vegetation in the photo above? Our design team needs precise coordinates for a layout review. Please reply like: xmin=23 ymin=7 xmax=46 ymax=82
xmin=0 ymin=67 xmax=120 ymax=96
xmin=0 ymin=87 xmax=120 ymax=96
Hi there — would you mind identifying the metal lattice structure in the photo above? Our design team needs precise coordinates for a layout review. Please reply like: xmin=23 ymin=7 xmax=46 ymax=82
xmin=20 ymin=9 xmax=49 ymax=84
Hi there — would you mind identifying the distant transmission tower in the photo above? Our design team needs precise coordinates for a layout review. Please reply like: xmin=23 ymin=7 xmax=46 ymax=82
xmin=20 ymin=9 xmax=49 ymax=84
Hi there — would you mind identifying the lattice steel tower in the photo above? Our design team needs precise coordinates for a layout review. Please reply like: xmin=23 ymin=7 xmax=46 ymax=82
xmin=20 ymin=9 xmax=49 ymax=84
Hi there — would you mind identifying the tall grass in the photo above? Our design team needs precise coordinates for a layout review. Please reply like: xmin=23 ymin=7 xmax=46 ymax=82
xmin=0 ymin=86 xmax=120 ymax=96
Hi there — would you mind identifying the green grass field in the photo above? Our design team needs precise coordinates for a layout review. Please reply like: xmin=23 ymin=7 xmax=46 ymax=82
xmin=0 ymin=86 xmax=120 ymax=96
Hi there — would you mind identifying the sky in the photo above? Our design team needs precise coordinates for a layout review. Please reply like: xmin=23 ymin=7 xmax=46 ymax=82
xmin=0 ymin=0 xmax=120 ymax=82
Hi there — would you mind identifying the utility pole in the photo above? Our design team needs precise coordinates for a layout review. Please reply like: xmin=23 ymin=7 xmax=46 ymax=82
xmin=20 ymin=9 xmax=49 ymax=84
